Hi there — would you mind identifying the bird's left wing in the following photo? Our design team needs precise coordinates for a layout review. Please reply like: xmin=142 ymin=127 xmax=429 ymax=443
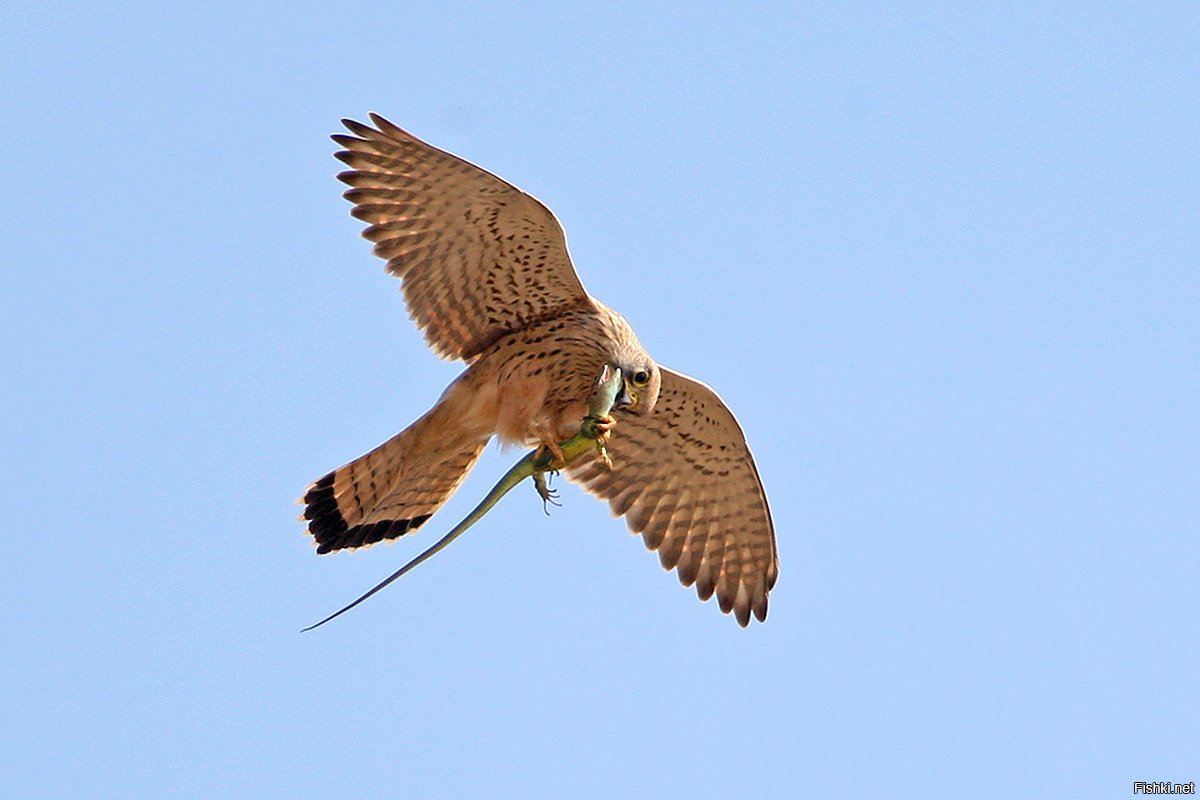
xmin=565 ymin=368 xmax=779 ymax=626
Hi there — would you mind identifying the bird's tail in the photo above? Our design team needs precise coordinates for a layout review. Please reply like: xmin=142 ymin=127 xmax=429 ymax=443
xmin=300 ymin=406 xmax=489 ymax=554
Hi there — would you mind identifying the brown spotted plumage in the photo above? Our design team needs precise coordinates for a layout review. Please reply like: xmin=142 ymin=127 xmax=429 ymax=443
xmin=302 ymin=114 xmax=778 ymax=625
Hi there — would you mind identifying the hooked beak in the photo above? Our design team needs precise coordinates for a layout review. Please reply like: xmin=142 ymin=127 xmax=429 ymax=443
xmin=617 ymin=372 xmax=636 ymax=408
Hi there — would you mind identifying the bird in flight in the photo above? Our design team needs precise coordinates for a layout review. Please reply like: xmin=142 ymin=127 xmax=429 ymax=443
xmin=301 ymin=114 xmax=778 ymax=625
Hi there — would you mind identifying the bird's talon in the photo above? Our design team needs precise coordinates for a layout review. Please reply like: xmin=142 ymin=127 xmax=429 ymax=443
xmin=588 ymin=414 xmax=615 ymax=468
xmin=535 ymin=440 xmax=567 ymax=468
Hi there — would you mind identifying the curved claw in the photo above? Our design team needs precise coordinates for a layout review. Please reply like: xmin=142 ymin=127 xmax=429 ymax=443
xmin=591 ymin=414 xmax=616 ymax=469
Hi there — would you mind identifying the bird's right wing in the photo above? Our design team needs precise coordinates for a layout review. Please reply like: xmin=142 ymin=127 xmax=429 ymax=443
xmin=333 ymin=114 xmax=593 ymax=361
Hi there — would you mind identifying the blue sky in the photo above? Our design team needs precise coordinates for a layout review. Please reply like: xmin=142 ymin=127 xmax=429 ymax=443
xmin=3 ymin=3 xmax=1196 ymax=798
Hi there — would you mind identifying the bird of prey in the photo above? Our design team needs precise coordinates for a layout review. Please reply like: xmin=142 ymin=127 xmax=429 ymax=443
xmin=301 ymin=114 xmax=778 ymax=625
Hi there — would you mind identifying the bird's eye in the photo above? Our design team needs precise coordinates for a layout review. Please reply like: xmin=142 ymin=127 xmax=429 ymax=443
xmin=631 ymin=369 xmax=651 ymax=386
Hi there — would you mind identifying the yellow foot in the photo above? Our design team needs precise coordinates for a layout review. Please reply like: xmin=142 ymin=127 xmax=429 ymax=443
xmin=593 ymin=415 xmax=615 ymax=469
xmin=592 ymin=414 xmax=616 ymax=435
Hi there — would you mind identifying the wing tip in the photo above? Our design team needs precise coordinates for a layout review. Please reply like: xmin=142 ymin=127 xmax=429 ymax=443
xmin=717 ymin=577 xmax=771 ymax=628
xmin=333 ymin=114 xmax=410 ymax=153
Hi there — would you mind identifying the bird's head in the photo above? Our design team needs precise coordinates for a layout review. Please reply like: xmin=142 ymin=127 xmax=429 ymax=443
xmin=617 ymin=360 xmax=661 ymax=414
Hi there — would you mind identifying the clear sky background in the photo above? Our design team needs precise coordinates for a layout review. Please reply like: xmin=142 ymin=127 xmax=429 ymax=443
xmin=3 ymin=3 xmax=1196 ymax=798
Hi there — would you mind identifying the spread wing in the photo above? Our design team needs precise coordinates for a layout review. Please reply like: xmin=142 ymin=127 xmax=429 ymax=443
xmin=333 ymin=113 xmax=592 ymax=361
xmin=565 ymin=368 xmax=779 ymax=626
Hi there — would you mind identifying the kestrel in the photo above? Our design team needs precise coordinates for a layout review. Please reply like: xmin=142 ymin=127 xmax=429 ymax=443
xmin=302 ymin=114 xmax=779 ymax=625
